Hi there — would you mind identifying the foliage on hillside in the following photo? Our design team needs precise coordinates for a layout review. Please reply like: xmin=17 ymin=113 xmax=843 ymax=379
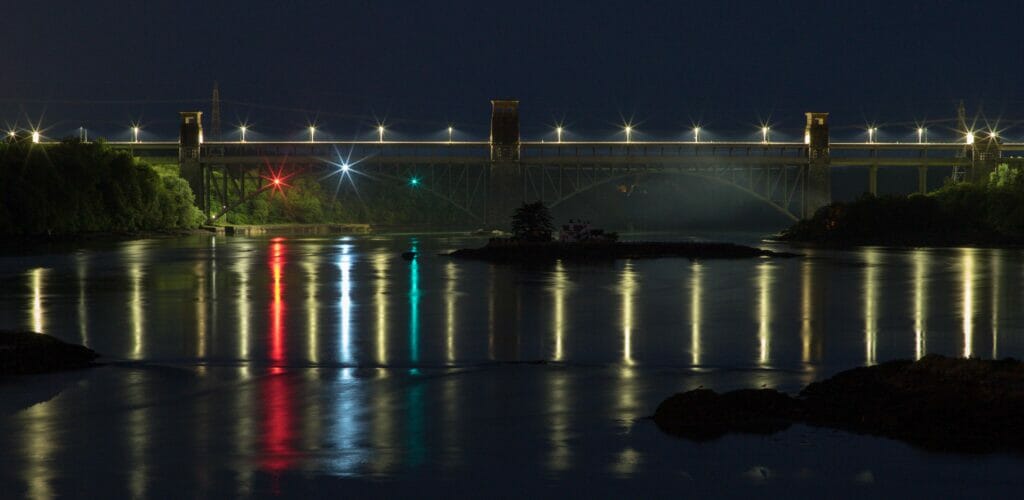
xmin=0 ymin=139 xmax=203 ymax=236
xmin=208 ymin=170 xmax=469 ymax=227
xmin=779 ymin=164 xmax=1024 ymax=245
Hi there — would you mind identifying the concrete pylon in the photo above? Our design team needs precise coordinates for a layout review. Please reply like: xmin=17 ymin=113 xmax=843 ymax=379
xmin=179 ymin=111 xmax=206 ymax=215
xmin=804 ymin=112 xmax=831 ymax=219
xmin=487 ymin=100 xmax=523 ymax=227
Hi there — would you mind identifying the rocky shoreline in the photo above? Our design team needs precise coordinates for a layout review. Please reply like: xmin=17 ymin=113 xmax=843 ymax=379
xmin=653 ymin=355 xmax=1024 ymax=453
xmin=0 ymin=331 xmax=98 ymax=375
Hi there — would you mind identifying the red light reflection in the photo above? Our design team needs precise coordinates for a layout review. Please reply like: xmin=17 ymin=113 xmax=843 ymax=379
xmin=262 ymin=240 xmax=295 ymax=474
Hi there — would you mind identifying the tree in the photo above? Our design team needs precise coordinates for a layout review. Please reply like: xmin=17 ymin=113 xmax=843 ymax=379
xmin=511 ymin=201 xmax=554 ymax=242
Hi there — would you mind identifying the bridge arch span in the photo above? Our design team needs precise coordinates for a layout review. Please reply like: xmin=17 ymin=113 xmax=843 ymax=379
xmin=544 ymin=170 xmax=800 ymax=222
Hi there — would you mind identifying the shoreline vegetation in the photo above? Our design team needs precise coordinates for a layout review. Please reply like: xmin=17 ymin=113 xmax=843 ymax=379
xmin=0 ymin=331 xmax=98 ymax=375
xmin=779 ymin=164 xmax=1024 ymax=247
xmin=0 ymin=139 xmax=203 ymax=237
xmin=653 ymin=355 xmax=1024 ymax=453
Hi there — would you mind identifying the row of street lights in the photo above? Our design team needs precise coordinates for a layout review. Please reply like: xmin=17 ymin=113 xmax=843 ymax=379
xmin=7 ymin=123 xmax=1002 ymax=145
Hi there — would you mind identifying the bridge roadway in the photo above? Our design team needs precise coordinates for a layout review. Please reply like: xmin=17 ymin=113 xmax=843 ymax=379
xmin=98 ymin=139 xmax=1024 ymax=168
xmin=81 ymin=139 xmax=1022 ymax=223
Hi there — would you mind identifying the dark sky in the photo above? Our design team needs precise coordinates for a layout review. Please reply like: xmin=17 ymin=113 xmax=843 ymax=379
xmin=4 ymin=0 xmax=1023 ymax=142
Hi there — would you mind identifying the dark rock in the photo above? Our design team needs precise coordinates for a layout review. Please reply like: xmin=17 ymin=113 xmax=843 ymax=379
xmin=653 ymin=388 xmax=798 ymax=440
xmin=653 ymin=355 xmax=1024 ymax=453
xmin=0 ymin=330 xmax=98 ymax=375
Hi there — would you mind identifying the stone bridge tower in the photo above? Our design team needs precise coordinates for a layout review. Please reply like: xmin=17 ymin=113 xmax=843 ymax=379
xmin=487 ymin=100 xmax=523 ymax=227
xmin=804 ymin=112 xmax=831 ymax=218
xmin=179 ymin=111 xmax=205 ymax=215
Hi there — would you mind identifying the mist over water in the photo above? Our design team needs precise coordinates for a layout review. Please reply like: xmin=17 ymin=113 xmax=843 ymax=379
xmin=1 ymin=233 xmax=1023 ymax=495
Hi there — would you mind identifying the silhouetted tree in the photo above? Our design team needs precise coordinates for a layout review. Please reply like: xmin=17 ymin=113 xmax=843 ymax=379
xmin=511 ymin=201 xmax=554 ymax=241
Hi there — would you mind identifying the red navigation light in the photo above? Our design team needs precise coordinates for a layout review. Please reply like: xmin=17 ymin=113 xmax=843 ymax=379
xmin=260 ymin=163 xmax=296 ymax=198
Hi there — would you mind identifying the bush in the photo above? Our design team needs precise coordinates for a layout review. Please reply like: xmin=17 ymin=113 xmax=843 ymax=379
xmin=0 ymin=139 xmax=202 ymax=236
xmin=781 ymin=164 xmax=1024 ymax=245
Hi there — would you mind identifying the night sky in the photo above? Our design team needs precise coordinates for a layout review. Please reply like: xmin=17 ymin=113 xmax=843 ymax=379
xmin=4 ymin=0 xmax=1024 ymax=142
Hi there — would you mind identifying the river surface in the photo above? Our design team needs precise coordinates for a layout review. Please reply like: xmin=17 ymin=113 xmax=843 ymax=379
xmin=1 ymin=232 xmax=1023 ymax=498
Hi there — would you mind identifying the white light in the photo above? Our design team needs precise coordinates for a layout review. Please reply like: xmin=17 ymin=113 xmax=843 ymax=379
xmin=341 ymin=162 xmax=350 ymax=173
xmin=693 ymin=126 xmax=701 ymax=143
xmin=7 ymin=130 xmax=14 ymax=138
xmin=966 ymin=131 xmax=975 ymax=145
xmin=917 ymin=127 xmax=924 ymax=144
xmin=989 ymin=131 xmax=998 ymax=139
xmin=624 ymin=125 xmax=632 ymax=143
xmin=868 ymin=127 xmax=877 ymax=143
xmin=31 ymin=130 xmax=40 ymax=143
xmin=309 ymin=126 xmax=316 ymax=142
xmin=378 ymin=125 xmax=385 ymax=143
xmin=240 ymin=125 xmax=248 ymax=143
xmin=804 ymin=132 xmax=810 ymax=144
xmin=556 ymin=126 xmax=563 ymax=143
xmin=761 ymin=126 xmax=769 ymax=143
xmin=132 ymin=126 xmax=140 ymax=143
xmin=448 ymin=125 xmax=453 ymax=143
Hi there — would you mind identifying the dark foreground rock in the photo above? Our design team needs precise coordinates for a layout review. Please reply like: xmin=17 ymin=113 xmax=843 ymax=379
xmin=653 ymin=355 xmax=1024 ymax=453
xmin=448 ymin=240 xmax=798 ymax=261
xmin=0 ymin=330 xmax=98 ymax=375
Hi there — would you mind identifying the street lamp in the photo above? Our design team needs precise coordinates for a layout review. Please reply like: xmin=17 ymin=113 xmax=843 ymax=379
xmin=868 ymin=127 xmax=877 ymax=143
xmin=31 ymin=130 xmax=40 ymax=143
xmin=448 ymin=125 xmax=453 ymax=143
xmin=761 ymin=126 xmax=769 ymax=143
xmin=240 ymin=125 xmax=248 ymax=143
xmin=966 ymin=131 xmax=975 ymax=145
xmin=693 ymin=126 xmax=701 ymax=143
xmin=132 ymin=125 xmax=140 ymax=143
xmin=378 ymin=124 xmax=385 ymax=143
xmin=917 ymin=127 xmax=924 ymax=144
xmin=309 ymin=126 xmax=316 ymax=143
xmin=556 ymin=126 xmax=563 ymax=143
xmin=624 ymin=125 xmax=632 ymax=143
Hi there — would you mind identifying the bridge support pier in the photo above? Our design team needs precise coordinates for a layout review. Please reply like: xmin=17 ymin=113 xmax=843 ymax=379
xmin=178 ymin=112 xmax=207 ymax=217
xmin=868 ymin=165 xmax=878 ymax=195
xmin=803 ymin=112 xmax=831 ymax=218
xmin=918 ymin=166 xmax=928 ymax=194
xmin=485 ymin=164 xmax=524 ymax=228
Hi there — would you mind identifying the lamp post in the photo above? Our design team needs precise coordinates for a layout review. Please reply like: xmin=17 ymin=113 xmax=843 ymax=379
xmin=378 ymin=125 xmax=385 ymax=143
xmin=448 ymin=125 xmax=453 ymax=143
xmin=309 ymin=126 xmax=316 ymax=143
xmin=693 ymin=126 xmax=701 ymax=143
xmin=761 ymin=126 xmax=769 ymax=143
xmin=132 ymin=126 xmax=140 ymax=143
xmin=240 ymin=125 xmax=248 ymax=143
xmin=556 ymin=126 xmax=563 ymax=143
xmin=917 ymin=127 xmax=924 ymax=144
xmin=624 ymin=125 xmax=632 ymax=144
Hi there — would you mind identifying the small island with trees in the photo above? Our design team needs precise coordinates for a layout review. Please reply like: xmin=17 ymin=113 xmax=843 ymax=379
xmin=448 ymin=201 xmax=796 ymax=261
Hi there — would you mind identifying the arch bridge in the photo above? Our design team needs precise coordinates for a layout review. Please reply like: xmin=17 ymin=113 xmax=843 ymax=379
xmin=107 ymin=105 xmax=1023 ymax=225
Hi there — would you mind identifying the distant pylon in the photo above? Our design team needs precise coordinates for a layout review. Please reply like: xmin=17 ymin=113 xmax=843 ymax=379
xmin=956 ymin=100 xmax=967 ymax=134
xmin=211 ymin=81 xmax=222 ymax=141
xmin=953 ymin=100 xmax=969 ymax=183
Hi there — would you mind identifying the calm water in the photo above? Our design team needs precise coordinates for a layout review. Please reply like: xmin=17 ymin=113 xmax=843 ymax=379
xmin=2 ymin=233 xmax=1023 ymax=497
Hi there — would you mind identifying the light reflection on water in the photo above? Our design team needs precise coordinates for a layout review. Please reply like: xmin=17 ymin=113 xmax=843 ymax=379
xmin=4 ymin=234 xmax=1024 ymax=491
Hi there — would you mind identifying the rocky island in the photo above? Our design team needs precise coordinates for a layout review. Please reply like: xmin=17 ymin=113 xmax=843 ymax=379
xmin=653 ymin=355 xmax=1024 ymax=453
